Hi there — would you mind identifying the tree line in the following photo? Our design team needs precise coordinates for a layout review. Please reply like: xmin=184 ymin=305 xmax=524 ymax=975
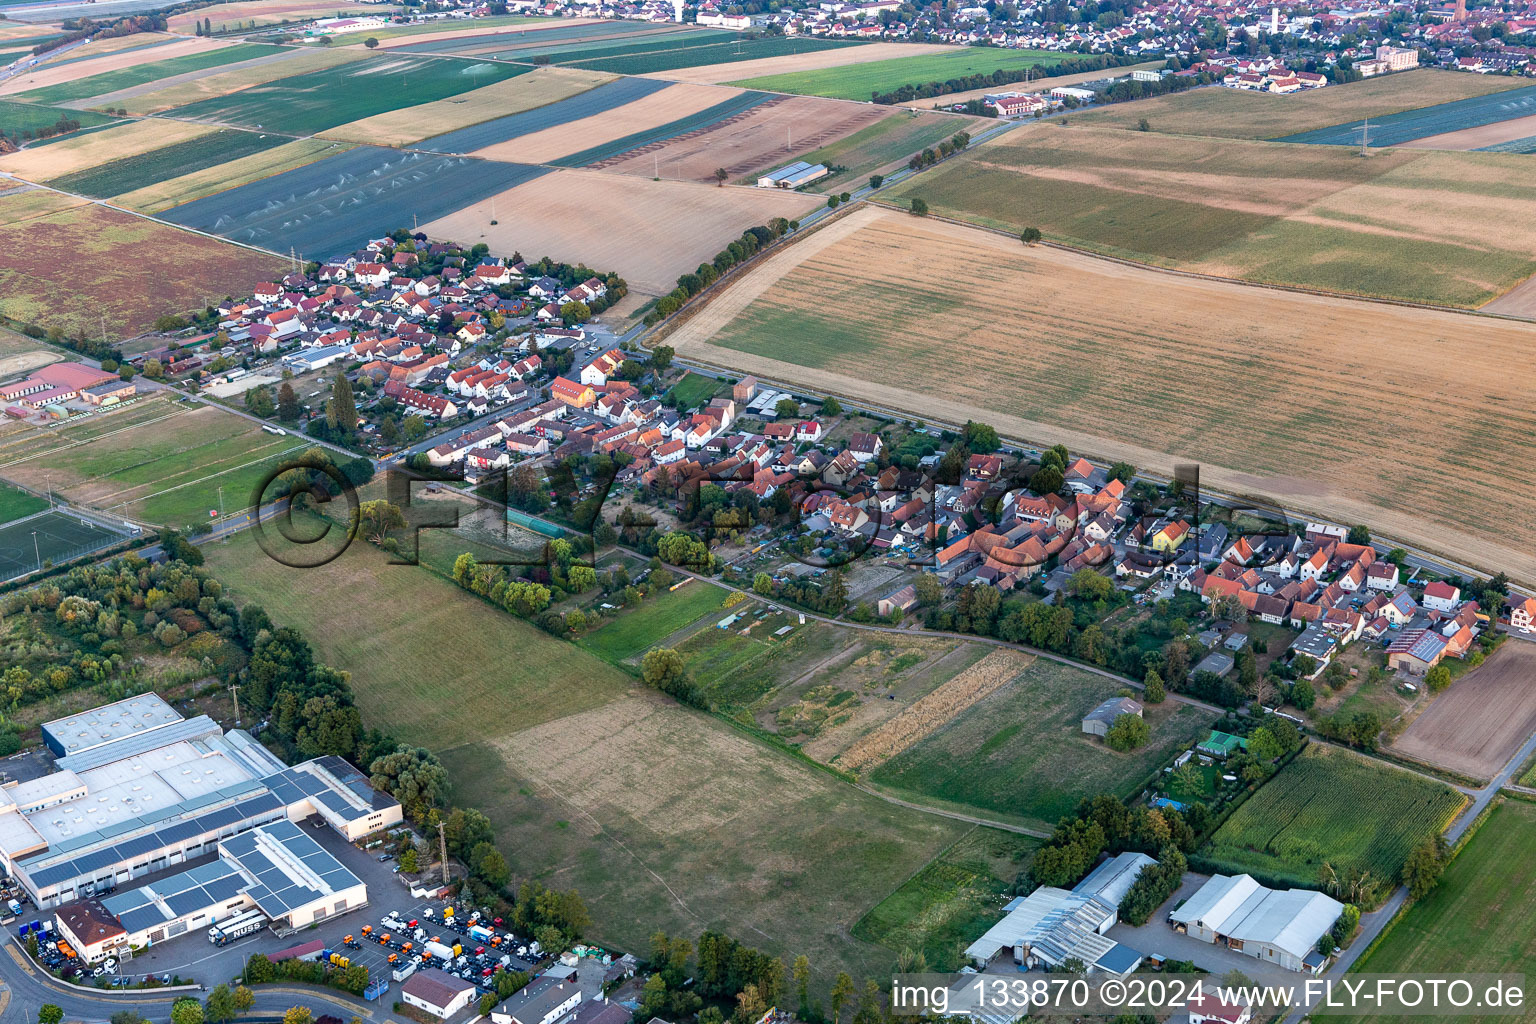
xmin=645 ymin=219 xmax=797 ymax=325
xmin=870 ymin=52 xmax=1145 ymax=104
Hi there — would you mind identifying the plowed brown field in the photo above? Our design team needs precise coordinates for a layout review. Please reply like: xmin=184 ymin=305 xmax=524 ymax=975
xmin=600 ymin=93 xmax=887 ymax=182
xmin=1391 ymin=642 xmax=1536 ymax=780
xmin=667 ymin=206 xmax=1536 ymax=582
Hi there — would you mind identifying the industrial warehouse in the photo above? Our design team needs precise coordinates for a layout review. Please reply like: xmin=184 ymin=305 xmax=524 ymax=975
xmin=1169 ymin=874 xmax=1344 ymax=973
xmin=0 ymin=695 xmax=400 ymax=928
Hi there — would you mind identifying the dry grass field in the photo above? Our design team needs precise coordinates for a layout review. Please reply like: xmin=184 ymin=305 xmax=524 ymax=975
xmin=321 ymin=66 xmax=612 ymax=146
xmin=1401 ymin=111 xmax=1536 ymax=151
xmin=471 ymin=82 xmax=739 ymax=164
xmin=667 ymin=206 xmax=1536 ymax=581
xmin=109 ymin=137 xmax=350 ymax=212
xmin=837 ymin=649 xmax=1033 ymax=773
xmin=0 ymin=191 xmax=284 ymax=338
xmin=1077 ymin=70 xmax=1530 ymax=139
xmin=0 ymin=118 xmax=213 ymax=181
xmin=168 ymin=0 xmax=397 ymax=32
xmin=0 ymin=37 xmax=222 ymax=97
xmin=114 ymin=48 xmax=368 ymax=114
xmin=424 ymin=168 xmax=818 ymax=294
xmin=599 ymin=93 xmax=886 ymax=182
xmin=888 ymin=124 xmax=1536 ymax=306
xmin=1391 ymin=643 xmax=1536 ymax=780
xmin=653 ymin=42 xmax=955 ymax=85
xmin=0 ymin=186 xmax=90 ymax=222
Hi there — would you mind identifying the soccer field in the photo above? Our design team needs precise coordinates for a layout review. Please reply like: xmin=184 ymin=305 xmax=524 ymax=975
xmin=0 ymin=508 xmax=132 ymax=579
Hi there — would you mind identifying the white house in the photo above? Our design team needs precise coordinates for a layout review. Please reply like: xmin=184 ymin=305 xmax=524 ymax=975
xmin=402 ymin=969 xmax=478 ymax=1019
xmin=1422 ymin=581 xmax=1461 ymax=613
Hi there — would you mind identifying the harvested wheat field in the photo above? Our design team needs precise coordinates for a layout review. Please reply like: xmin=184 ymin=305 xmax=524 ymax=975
xmin=169 ymin=0 xmax=398 ymax=32
xmin=1391 ymin=644 xmax=1536 ymax=781
xmin=655 ymin=42 xmax=955 ymax=85
xmin=322 ymin=66 xmax=611 ymax=146
xmin=111 ymin=47 xmax=367 ymax=114
xmin=1400 ymin=111 xmax=1536 ymax=151
xmin=837 ymin=649 xmax=1033 ymax=773
xmin=0 ymin=36 xmax=222 ymax=96
xmin=668 ymin=206 xmax=1536 ymax=581
xmin=0 ymin=118 xmax=212 ymax=181
xmin=471 ymin=81 xmax=738 ymax=164
xmin=424 ymin=168 xmax=817 ymax=295
xmin=599 ymin=93 xmax=886 ymax=182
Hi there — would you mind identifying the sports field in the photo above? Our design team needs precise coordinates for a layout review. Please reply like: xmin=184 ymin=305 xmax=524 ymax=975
xmin=45 ymin=127 xmax=285 ymax=198
xmin=423 ymin=168 xmax=817 ymax=295
xmin=166 ymin=53 xmax=527 ymax=135
xmin=15 ymin=44 xmax=284 ymax=105
xmin=0 ymin=191 xmax=284 ymax=339
xmin=0 ymin=117 xmax=213 ymax=182
xmin=576 ymin=580 xmax=728 ymax=665
xmin=1279 ymin=83 xmax=1536 ymax=147
xmin=1390 ymin=643 xmax=1536 ymax=781
xmin=887 ymin=123 xmax=1536 ymax=306
xmin=0 ymin=508 xmax=131 ymax=579
xmin=730 ymin=46 xmax=1058 ymax=101
xmin=663 ymin=207 xmax=1536 ymax=581
xmin=0 ymin=401 xmax=302 ymax=528
xmin=161 ymin=146 xmax=548 ymax=259
xmin=1202 ymin=744 xmax=1464 ymax=891
xmin=1340 ymin=799 xmax=1536 ymax=1024
xmin=0 ymin=481 xmax=47 ymax=525
xmin=865 ymin=657 xmax=1216 ymax=829
xmin=571 ymin=35 xmax=865 ymax=77
xmin=203 ymin=527 xmax=968 ymax=987
xmin=1076 ymin=69 xmax=1531 ymax=140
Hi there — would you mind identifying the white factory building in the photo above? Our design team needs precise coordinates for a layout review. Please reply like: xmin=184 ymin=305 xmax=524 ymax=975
xmin=1169 ymin=874 xmax=1342 ymax=973
xmin=0 ymin=694 xmax=401 ymax=911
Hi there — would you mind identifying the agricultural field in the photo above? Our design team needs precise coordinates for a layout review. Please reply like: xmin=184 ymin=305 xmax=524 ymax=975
xmin=1400 ymin=111 xmax=1536 ymax=152
xmin=45 ymin=127 xmax=285 ymax=198
xmin=656 ymin=42 xmax=955 ymax=86
xmin=384 ymin=19 xmax=657 ymax=56
xmin=730 ymin=46 xmax=1058 ymax=101
xmin=509 ymin=26 xmax=739 ymax=65
xmin=865 ymin=657 xmax=1216 ymax=829
xmin=114 ymin=48 xmax=370 ymax=115
xmin=1390 ymin=643 xmax=1536 ymax=781
xmin=161 ymin=145 xmax=548 ymax=259
xmin=323 ymin=66 xmax=615 ymax=147
xmin=0 ymin=98 xmax=113 ymax=141
xmin=168 ymin=0 xmax=401 ymax=33
xmin=467 ymin=81 xmax=735 ymax=164
xmin=930 ymin=60 xmax=1162 ymax=108
xmin=422 ymin=168 xmax=817 ymax=296
xmin=852 ymin=827 xmax=1037 ymax=971
xmin=553 ymin=89 xmax=775 ymax=168
xmin=413 ymin=75 xmax=664 ymax=153
xmin=598 ymin=93 xmax=888 ymax=183
xmin=1279 ymin=83 xmax=1536 ymax=147
xmin=570 ymin=35 xmax=866 ymax=77
xmin=576 ymin=580 xmax=729 ymax=665
xmin=165 ymin=53 xmax=527 ymax=135
xmin=664 ymin=207 xmax=1536 ymax=581
xmin=0 ymin=36 xmax=219 ymax=97
xmin=0 ymin=118 xmax=214 ymax=182
xmin=1077 ymin=69 xmax=1531 ymax=140
xmin=0 ymin=401 xmax=302 ymax=528
xmin=0 ymin=508 xmax=132 ymax=579
xmin=1340 ymin=799 xmax=1536 ymax=1024
xmin=887 ymin=123 xmax=1536 ymax=306
xmin=0 ymin=190 xmax=284 ymax=339
xmin=777 ymin=109 xmax=979 ymax=190
xmin=111 ymin=137 xmax=351 ymax=213
xmin=15 ymin=43 xmax=284 ymax=105
xmin=1202 ymin=744 xmax=1464 ymax=891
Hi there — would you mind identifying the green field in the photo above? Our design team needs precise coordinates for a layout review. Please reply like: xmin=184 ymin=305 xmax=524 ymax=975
xmin=351 ymin=14 xmax=543 ymax=43
xmin=17 ymin=44 xmax=284 ymax=105
xmin=664 ymin=371 xmax=722 ymax=409
xmin=1340 ymin=800 xmax=1536 ymax=1024
xmin=0 ymin=481 xmax=47 ymax=525
xmin=569 ymin=35 xmax=863 ymax=76
xmin=577 ymin=580 xmax=728 ymax=664
xmin=867 ymin=658 xmax=1217 ymax=829
xmin=514 ymin=27 xmax=732 ymax=64
xmin=166 ymin=53 xmax=528 ymax=135
xmin=0 ymin=98 xmax=113 ymax=140
xmin=787 ymin=111 xmax=973 ymax=190
xmin=731 ymin=47 xmax=1059 ymax=100
xmin=887 ymin=123 xmax=1536 ymax=306
xmin=852 ymin=827 xmax=1036 ymax=971
xmin=677 ymin=616 xmax=851 ymax=712
xmin=45 ymin=127 xmax=285 ymax=198
xmin=0 ymin=508 xmax=129 ymax=580
xmin=1202 ymin=744 xmax=1465 ymax=891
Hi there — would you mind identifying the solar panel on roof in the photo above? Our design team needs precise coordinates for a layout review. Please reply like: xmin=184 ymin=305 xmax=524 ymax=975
xmin=166 ymin=887 xmax=211 ymax=916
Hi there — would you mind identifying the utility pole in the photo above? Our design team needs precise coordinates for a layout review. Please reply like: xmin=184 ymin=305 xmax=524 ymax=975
xmin=218 ymin=484 xmax=225 ymax=518
xmin=1359 ymin=116 xmax=1371 ymax=157
xmin=229 ymin=683 xmax=241 ymax=725
xmin=31 ymin=530 xmax=40 ymax=573
xmin=438 ymin=820 xmax=449 ymax=884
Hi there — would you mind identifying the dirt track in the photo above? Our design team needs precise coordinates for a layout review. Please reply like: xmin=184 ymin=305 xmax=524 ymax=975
xmin=1391 ymin=642 xmax=1536 ymax=780
xmin=649 ymin=42 xmax=957 ymax=85
xmin=1398 ymin=111 xmax=1536 ymax=151
xmin=1483 ymin=272 xmax=1536 ymax=317
xmin=664 ymin=206 xmax=1536 ymax=583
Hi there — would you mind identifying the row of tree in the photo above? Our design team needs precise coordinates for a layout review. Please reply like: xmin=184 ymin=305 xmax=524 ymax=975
xmin=871 ymin=52 xmax=1143 ymax=104
xmin=645 ymin=219 xmax=797 ymax=325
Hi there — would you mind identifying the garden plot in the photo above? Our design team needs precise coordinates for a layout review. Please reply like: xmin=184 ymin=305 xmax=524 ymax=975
xmin=160 ymin=145 xmax=549 ymax=259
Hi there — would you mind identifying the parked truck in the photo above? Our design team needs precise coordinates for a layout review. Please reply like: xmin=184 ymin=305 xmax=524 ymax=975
xmin=424 ymin=940 xmax=456 ymax=961
xmin=468 ymin=925 xmax=493 ymax=943
xmin=392 ymin=961 xmax=418 ymax=983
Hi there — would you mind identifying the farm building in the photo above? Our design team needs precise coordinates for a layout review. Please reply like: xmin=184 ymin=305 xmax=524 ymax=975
xmin=1169 ymin=874 xmax=1341 ymax=973
xmin=1197 ymin=730 xmax=1248 ymax=760
xmin=964 ymin=852 xmax=1152 ymax=976
xmin=1386 ymin=628 xmax=1449 ymax=675
xmin=877 ymin=584 xmax=917 ymax=617
xmin=757 ymin=161 xmax=829 ymax=189
xmin=1194 ymin=651 xmax=1234 ymax=677
xmin=1082 ymin=697 xmax=1142 ymax=737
